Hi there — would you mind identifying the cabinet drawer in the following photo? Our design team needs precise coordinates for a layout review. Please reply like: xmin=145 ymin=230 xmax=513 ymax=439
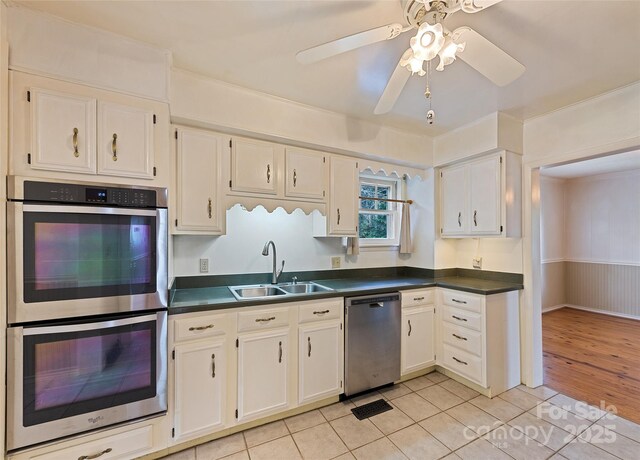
xmin=401 ymin=289 xmax=434 ymax=307
xmin=442 ymin=305 xmax=482 ymax=332
xmin=443 ymin=344 xmax=483 ymax=385
xmin=441 ymin=290 xmax=482 ymax=312
xmin=33 ymin=425 xmax=153 ymax=460
xmin=238 ymin=308 xmax=289 ymax=332
xmin=442 ymin=322 xmax=482 ymax=357
xmin=299 ymin=299 xmax=342 ymax=323
xmin=174 ymin=314 xmax=227 ymax=342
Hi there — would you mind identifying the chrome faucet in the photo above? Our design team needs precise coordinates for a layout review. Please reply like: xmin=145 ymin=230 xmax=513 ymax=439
xmin=262 ymin=240 xmax=285 ymax=284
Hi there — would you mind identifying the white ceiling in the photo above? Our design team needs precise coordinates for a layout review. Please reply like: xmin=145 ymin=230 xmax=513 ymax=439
xmin=17 ymin=0 xmax=640 ymax=136
xmin=541 ymin=149 xmax=640 ymax=179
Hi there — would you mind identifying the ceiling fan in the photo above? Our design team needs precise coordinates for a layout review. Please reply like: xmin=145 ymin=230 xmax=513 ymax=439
xmin=296 ymin=0 xmax=525 ymax=117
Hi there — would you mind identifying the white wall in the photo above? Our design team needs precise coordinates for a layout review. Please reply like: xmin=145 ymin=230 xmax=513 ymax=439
xmin=564 ymin=169 xmax=640 ymax=265
xmin=173 ymin=176 xmax=435 ymax=277
xmin=540 ymin=176 xmax=565 ymax=263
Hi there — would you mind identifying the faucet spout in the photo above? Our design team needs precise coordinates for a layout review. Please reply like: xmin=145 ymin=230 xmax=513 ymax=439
xmin=262 ymin=240 xmax=284 ymax=284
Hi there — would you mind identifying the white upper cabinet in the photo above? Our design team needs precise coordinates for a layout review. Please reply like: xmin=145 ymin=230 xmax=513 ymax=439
xmin=97 ymin=101 xmax=154 ymax=179
xmin=231 ymin=137 xmax=279 ymax=195
xmin=441 ymin=164 xmax=468 ymax=235
xmin=326 ymin=155 xmax=359 ymax=236
xmin=440 ymin=151 xmax=521 ymax=238
xmin=29 ymin=87 xmax=96 ymax=174
xmin=285 ymin=147 xmax=326 ymax=201
xmin=175 ymin=127 xmax=225 ymax=235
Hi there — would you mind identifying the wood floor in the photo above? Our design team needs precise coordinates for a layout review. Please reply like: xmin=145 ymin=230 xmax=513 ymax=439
xmin=543 ymin=307 xmax=640 ymax=424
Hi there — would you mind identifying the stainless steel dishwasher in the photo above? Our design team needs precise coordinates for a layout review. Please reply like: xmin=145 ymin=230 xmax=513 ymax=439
xmin=344 ymin=292 xmax=401 ymax=396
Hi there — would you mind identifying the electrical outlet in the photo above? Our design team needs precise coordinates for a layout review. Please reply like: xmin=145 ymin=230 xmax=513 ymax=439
xmin=331 ymin=256 xmax=341 ymax=269
xmin=199 ymin=258 xmax=209 ymax=273
xmin=472 ymin=257 xmax=482 ymax=269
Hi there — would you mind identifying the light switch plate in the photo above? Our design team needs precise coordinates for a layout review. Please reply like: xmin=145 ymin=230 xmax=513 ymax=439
xmin=199 ymin=258 xmax=209 ymax=273
xmin=472 ymin=257 xmax=482 ymax=269
xmin=331 ymin=257 xmax=341 ymax=269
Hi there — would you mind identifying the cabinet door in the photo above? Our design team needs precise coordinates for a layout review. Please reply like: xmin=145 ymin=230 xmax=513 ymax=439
xmin=285 ymin=147 xmax=326 ymax=200
xmin=329 ymin=156 xmax=359 ymax=235
xmin=174 ymin=339 xmax=226 ymax=441
xmin=441 ymin=164 xmax=468 ymax=236
xmin=401 ymin=306 xmax=435 ymax=375
xmin=176 ymin=128 xmax=225 ymax=234
xmin=237 ymin=329 xmax=289 ymax=422
xmin=231 ymin=137 xmax=278 ymax=195
xmin=299 ymin=321 xmax=342 ymax=404
xmin=97 ymin=101 xmax=155 ymax=179
xmin=29 ymin=87 xmax=96 ymax=174
xmin=469 ymin=155 xmax=502 ymax=235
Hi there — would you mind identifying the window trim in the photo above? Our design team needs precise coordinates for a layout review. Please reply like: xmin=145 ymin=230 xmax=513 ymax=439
xmin=358 ymin=175 xmax=401 ymax=247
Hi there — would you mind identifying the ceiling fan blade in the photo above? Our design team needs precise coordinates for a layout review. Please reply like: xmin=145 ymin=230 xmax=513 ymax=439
xmin=374 ymin=57 xmax=411 ymax=115
xmin=452 ymin=26 xmax=525 ymax=86
xmin=296 ymin=23 xmax=405 ymax=65
xmin=461 ymin=0 xmax=503 ymax=13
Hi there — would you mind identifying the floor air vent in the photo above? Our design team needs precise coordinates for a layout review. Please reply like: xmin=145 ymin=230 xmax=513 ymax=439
xmin=351 ymin=399 xmax=393 ymax=420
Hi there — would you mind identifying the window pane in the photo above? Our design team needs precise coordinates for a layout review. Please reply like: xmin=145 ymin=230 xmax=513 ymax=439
xmin=376 ymin=186 xmax=390 ymax=210
xmin=359 ymin=213 xmax=389 ymax=239
xmin=360 ymin=184 xmax=375 ymax=210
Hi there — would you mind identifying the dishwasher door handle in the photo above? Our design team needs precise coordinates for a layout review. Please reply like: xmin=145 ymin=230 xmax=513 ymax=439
xmin=369 ymin=302 xmax=384 ymax=308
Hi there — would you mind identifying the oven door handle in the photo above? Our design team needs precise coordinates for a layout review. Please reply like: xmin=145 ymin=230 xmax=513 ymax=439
xmin=21 ymin=203 xmax=160 ymax=217
xmin=22 ymin=312 xmax=162 ymax=336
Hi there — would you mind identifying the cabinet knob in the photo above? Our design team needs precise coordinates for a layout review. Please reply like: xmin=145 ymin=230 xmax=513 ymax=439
xmin=112 ymin=133 xmax=118 ymax=161
xmin=72 ymin=127 xmax=79 ymax=157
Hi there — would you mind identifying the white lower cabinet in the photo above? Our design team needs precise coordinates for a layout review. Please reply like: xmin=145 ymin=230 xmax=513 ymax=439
xmin=401 ymin=306 xmax=436 ymax=375
xmin=400 ymin=289 xmax=436 ymax=376
xmin=173 ymin=339 xmax=226 ymax=441
xmin=299 ymin=320 xmax=343 ymax=404
xmin=237 ymin=328 xmax=290 ymax=422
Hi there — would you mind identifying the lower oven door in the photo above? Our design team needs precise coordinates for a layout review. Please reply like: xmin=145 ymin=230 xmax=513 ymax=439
xmin=7 ymin=311 xmax=167 ymax=451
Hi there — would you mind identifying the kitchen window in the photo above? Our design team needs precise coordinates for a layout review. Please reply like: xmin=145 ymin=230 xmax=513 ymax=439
xmin=359 ymin=176 xmax=401 ymax=247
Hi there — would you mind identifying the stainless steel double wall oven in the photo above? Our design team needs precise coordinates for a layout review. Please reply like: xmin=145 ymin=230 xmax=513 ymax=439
xmin=6 ymin=176 xmax=169 ymax=451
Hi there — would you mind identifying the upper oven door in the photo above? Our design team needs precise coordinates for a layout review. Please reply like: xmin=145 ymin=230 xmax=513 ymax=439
xmin=8 ymin=202 xmax=168 ymax=324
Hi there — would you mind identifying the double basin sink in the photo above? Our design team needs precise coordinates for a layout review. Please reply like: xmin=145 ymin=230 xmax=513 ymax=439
xmin=229 ymin=282 xmax=333 ymax=300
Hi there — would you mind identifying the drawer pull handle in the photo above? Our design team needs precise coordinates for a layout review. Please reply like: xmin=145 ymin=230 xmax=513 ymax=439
xmin=278 ymin=341 xmax=283 ymax=363
xmin=211 ymin=353 xmax=216 ymax=378
xmin=308 ymin=336 xmax=312 ymax=357
xmin=413 ymin=296 xmax=425 ymax=301
xmin=313 ymin=309 xmax=330 ymax=315
xmin=256 ymin=316 xmax=276 ymax=323
xmin=452 ymin=299 xmax=467 ymax=304
xmin=452 ymin=333 xmax=468 ymax=341
xmin=189 ymin=324 xmax=214 ymax=331
xmin=452 ymin=315 xmax=467 ymax=322
xmin=73 ymin=127 xmax=79 ymax=157
xmin=78 ymin=448 xmax=112 ymax=460
xmin=408 ymin=319 xmax=412 ymax=336
xmin=453 ymin=356 xmax=468 ymax=366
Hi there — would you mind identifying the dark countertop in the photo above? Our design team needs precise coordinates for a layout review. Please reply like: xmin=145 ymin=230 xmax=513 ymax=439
xmin=169 ymin=275 xmax=522 ymax=315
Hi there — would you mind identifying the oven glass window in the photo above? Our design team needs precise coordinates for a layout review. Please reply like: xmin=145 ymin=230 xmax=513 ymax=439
xmin=23 ymin=212 xmax=157 ymax=303
xmin=23 ymin=319 xmax=157 ymax=426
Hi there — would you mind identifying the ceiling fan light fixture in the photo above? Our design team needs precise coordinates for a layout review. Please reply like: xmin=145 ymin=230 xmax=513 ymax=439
xmin=400 ymin=49 xmax=426 ymax=76
xmin=410 ymin=22 xmax=445 ymax=61
xmin=436 ymin=37 xmax=465 ymax=71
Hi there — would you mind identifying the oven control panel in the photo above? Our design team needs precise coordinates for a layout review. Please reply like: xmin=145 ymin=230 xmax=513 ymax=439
xmin=23 ymin=181 xmax=160 ymax=208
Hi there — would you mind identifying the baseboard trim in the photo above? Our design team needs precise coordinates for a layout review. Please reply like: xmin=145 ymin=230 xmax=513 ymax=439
xmin=564 ymin=304 xmax=640 ymax=321
xmin=542 ymin=304 xmax=566 ymax=314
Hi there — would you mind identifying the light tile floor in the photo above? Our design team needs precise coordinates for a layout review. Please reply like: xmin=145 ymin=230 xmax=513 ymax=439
xmin=162 ymin=371 xmax=640 ymax=460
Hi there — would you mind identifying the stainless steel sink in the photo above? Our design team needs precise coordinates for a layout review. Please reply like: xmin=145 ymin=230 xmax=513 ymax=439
xmin=278 ymin=282 xmax=333 ymax=294
xmin=228 ymin=281 xmax=333 ymax=300
xmin=229 ymin=285 xmax=287 ymax=300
